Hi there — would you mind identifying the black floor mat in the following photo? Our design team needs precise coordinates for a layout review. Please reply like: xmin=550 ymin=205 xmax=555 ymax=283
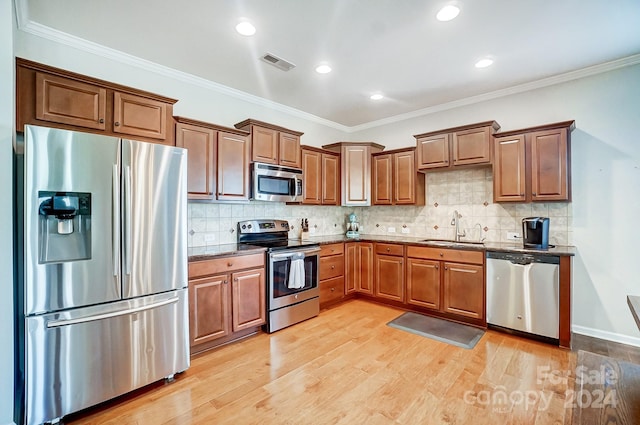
xmin=387 ymin=312 xmax=484 ymax=349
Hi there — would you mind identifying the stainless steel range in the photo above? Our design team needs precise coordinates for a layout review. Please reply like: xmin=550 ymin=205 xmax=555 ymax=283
xmin=237 ymin=219 xmax=320 ymax=333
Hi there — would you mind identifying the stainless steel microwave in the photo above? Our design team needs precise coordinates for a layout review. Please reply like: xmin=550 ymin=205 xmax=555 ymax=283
xmin=251 ymin=162 xmax=303 ymax=202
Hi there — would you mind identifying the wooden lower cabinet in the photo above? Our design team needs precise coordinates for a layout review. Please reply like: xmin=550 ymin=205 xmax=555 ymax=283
xmin=442 ymin=262 xmax=484 ymax=319
xmin=319 ymin=243 xmax=345 ymax=308
xmin=374 ymin=243 xmax=405 ymax=302
xmin=406 ymin=258 xmax=440 ymax=310
xmin=188 ymin=253 xmax=265 ymax=354
xmin=406 ymin=245 xmax=485 ymax=324
xmin=345 ymin=242 xmax=374 ymax=295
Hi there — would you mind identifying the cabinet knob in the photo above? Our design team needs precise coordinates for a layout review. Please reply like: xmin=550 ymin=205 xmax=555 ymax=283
xmin=435 ymin=265 xmax=439 ymax=270
xmin=532 ymin=192 xmax=537 ymax=196
xmin=331 ymin=288 xmax=335 ymax=292
xmin=386 ymin=248 xmax=391 ymax=252
xmin=99 ymin=118 xmax=104 ymax=124
xmin=439 ymin=252 xmax=443 ymax=257
xmin=331 ymin=265 xmax=335 ymax=269
xmin=234 ymin=277 xmax=238 ymax=282
xmin=227 ymin=262 xmax=233 ymax=267
xmin=444 ymin=266 xmax=448 ymax=270
xmin=114 ymin=122 xmax=120 ymax=127
xmin=223 ymin=280 xmax=228 ymax=284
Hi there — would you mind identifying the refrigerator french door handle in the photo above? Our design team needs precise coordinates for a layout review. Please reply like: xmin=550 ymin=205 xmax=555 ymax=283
xmin=112 ymin=164 xmax=120 ymax=278
xmin=46 ymin=297 xmax=179 ymax=328
xmin=124 ymin=165 xmax=132 ymax=276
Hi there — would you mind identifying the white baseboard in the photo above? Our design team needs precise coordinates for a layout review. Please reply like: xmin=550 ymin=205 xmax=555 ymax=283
xmin=572 ymin=325 xmax=640 ymax=348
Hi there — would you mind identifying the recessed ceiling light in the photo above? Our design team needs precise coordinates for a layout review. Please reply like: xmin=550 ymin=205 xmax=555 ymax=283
xmin=370 ymin=94 xmax=384 ymax=101
xmin=436 ymin=5 xmax=460 ymax=22
xmin=315 ymin=64 xmax=332 ymax=74
xmin=475 ymin=58 xmax=494 ymax=68
xmin=236 ymin=21 xmax=256 ymax=36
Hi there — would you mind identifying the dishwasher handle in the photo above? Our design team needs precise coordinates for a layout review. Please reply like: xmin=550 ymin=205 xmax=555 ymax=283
xmin=486 ymin=251 xmax=559 ymax=265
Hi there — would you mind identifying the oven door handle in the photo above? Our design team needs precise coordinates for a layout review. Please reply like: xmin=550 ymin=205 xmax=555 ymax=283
xmin=270 ymin=247 xmax=321 ymax=260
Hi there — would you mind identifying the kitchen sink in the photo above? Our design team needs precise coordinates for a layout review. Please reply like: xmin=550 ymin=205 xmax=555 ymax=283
xmin=421 ymin=239 xmax=485 ymax=247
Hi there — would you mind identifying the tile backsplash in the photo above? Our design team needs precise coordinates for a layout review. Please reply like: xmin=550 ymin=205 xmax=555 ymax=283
xmin=188 ymin=168 xmax=571 ymax=248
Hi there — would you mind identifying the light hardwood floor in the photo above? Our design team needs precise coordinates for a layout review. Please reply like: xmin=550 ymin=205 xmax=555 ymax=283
xmin=67 ymin=300 xmax=580 ymax=424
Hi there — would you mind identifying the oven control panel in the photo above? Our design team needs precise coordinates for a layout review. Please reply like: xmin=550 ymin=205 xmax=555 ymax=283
xmin=237 ymin=219 xmax=290 ymax=234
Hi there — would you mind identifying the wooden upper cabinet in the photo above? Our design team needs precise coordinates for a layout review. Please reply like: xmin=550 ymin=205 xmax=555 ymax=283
xmin=301 ymin=148 xmax=322 ymax=204
xmin=322 ymin=152 xmax=340 ymax=205
xmin=174 ymin=117 xmax=249 ymax=201
xmin=493 ymin=134 xmax=526 ymax=202
xmin=414 ymin=121 xmax=500 ymax=171
xmin=217 ymin=131 xmax=250 ymax=201
xmin=372 ymin=148 xmax=424 ymax=206
xmin=301 ymin=146 xmax=340 ymax=205
xmin=530 ymin=128 xmax=569 ymax=201
xmin=452 ymin=126 xmax=493 ymax=166
xmin=35 ymin=72 xmax=107 ymax=130
xmin=416 ymin=134 xmax=449 ymax=169
xmin=234 ymin=119 xmax=303 ymax=168
xmin=372 ymin=153 xmax=393 ymax=205
xmin=17 ymin=58 xmax=176 ymax=145
xmin=251 ymin=126 xmax=278 ymax=164
xmin=175 ymin=121 xmax=216 ymax=200
xmin=493 ymin=121 xmax=574 ymax=203
xmin=279 ymin=132 xmax=302 ymax=168
xmin=113 ymin=92 xmax=167 ymax=140
xmin=323 ymin=142 xmax=384 ymax=206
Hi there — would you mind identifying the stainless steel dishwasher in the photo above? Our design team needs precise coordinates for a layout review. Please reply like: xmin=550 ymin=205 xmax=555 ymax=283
xmin=486 ymin=251 xmax=560 ymax=340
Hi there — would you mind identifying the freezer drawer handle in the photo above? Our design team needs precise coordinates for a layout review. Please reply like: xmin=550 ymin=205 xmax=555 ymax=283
xmin=46 ymin=297 xmax=179 ymax=328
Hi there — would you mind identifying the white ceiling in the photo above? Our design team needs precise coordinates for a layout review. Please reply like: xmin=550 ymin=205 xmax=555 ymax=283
xmin=21 ymin=0 xmax=640 ymax=128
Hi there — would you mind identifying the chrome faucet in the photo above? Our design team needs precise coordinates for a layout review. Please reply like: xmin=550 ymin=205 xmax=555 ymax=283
xmin=451 ymin=210 xmax=466 ymax=242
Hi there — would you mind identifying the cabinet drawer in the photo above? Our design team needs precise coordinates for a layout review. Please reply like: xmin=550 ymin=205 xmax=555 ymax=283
xmin=406 ymin=246 xmax=483 ymax=265
xmin=375 ymin=243 xmax=405 ymax=257
xmin=189 ymin=253 xmax=265 ymax=278
xmin=320 ymin=255 xmax=344 ymax=280
xmin=320 ymin=243 xmax=344 ymax=257
xmin=319 ymin=276 xmax=345 ymax=305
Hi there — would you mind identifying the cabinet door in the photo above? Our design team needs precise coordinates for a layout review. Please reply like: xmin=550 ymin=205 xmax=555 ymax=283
xmin=217 ymin=131 xmax=250 ymax=201
xmin=345 ymin=242 xmax=358 ymax=294
xmin=358 ymin=243 xmax=374 ymax=294
xmin=231 ymin=268 xmax=266 ymax=332
xmin=35 ymin=72 xmax=107 ymax=130
xmin=416 ymin=134 xmax=450 ymax=169
xmin=530 ymin=129 xmax=570 ymax=201
xmin=442 ymin=262 xmax=484 ymax=319
xmin=302 ymin=149 xmax=322 ymax=204
xmin=372 ymin=153 xmax=393 ymax=205
xmin=279 ymin=132 xmax=301 ymax=168
xmin=493 ymin=135 xmax=526 ymax=202
xmin=394 ymin=150 xmax=417 ymax=204
xmin=113 ymin=92 xmax=167 ymax=141
xmin=452 ymin=126 xmax=492 ymax=166
xmin=175 ymin=123 xmax=215 ymax=200
xmin=342 ymin=145 xmax=371 ymax=205
xmin=189 ymin=275 xmax=231 ymax=347
xmin=374 ymin=254 xmax=404 ymax=302
xmin=322 ymin=153 xmax=340 ymax=205
xmin=406 ymin=258 xmax=441 ymax=310
xmin=251 ymin=126 xmax=278 ymax=164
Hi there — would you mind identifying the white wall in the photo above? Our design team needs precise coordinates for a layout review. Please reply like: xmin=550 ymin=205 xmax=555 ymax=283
xmin=1 ymin=0 xmax=15 ymax=423
xmin=351 ymin=64 xmax=640 ymax=345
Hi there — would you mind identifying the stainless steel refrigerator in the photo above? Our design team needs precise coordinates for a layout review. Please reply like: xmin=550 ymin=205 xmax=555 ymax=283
xmin=14 ymin=125 xmax=190 ymax=425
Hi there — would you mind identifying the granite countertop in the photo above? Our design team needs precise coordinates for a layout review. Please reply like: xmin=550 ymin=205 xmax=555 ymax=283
xmin=187 ymin=234 xmax=575 ymax=262
xmin=306 ymin=234 xmax=576 ymax=256
xmin=628 ymin=296 xmax=640 ymax=331
xmin=188 ymin=243 xmax=266 ymax=262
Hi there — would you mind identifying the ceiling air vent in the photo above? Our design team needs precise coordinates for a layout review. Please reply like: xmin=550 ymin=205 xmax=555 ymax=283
xmin=260 ymin=53 xmax=296 ymax=72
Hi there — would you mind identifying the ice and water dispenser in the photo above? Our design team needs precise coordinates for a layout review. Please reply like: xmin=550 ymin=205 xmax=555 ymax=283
xmin=38 ymin=191 xmax=92 ymax=263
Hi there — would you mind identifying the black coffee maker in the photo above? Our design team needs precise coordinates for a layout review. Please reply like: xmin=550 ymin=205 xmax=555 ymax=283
xmin=522 ymin=217 xmax=550 ymax=249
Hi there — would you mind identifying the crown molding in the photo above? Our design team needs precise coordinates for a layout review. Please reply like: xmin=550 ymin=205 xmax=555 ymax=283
xmin=14 ymin=0 xmax=640 ymax=134
xmin=350 ymin=53 xmax=640 ymax=133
